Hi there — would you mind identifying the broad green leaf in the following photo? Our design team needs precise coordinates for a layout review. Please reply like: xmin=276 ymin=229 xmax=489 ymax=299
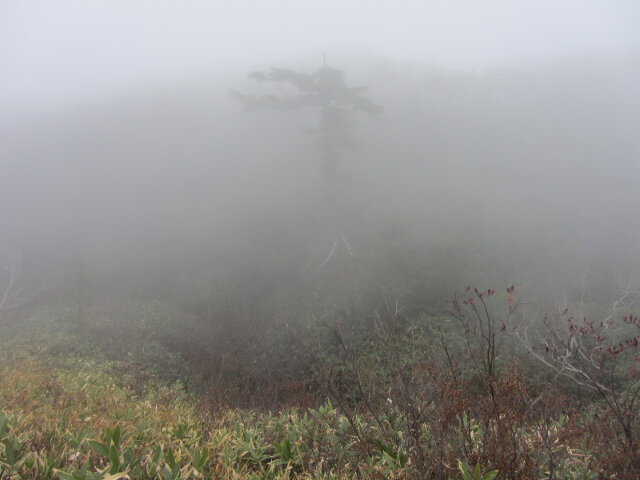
xmin=88 ymin=440 xmax=109 ymax=457
xmin=109 ymin=444 xmax=120 ymax=473
xmin=482 ymin=471 xmax=499 ymax=480
xmin=0 ymin=413 xmax=8 ymax=438
xmin=151 ymin=446 xmax=162 ymax=464
xmin=53 ymin=470 xmax=76 ymax=480
xmin=5 ymin=436 xmax=20 ymax=466
xmin=382 ymin=451 xmax=397 ymax=469
xmin=103 ymin=473 xmax=129 ymax=480
xmin=111 ymin=425 xmax=121 ymax=448
xmin=165 ymin=447 xmax=176 ymax=469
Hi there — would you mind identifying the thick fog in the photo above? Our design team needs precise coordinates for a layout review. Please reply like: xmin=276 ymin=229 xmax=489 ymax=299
xmin=1 ymin=1 xmax=640 ymax=313
xmin=2 ymin=0 xmax=638 ymax=117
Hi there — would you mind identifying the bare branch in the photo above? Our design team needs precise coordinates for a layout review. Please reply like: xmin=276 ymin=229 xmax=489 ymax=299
xmin=319 ymin=238 xmax=339 ymax=268
xmin=514 ymin=273 xmax=640 ymax=449
xmin=0 ymin=247 xmax=48 ymax=324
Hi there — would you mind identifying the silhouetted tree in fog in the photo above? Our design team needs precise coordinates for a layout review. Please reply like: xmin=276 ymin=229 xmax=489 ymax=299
xmin=231 ymin=61 xmax=382 ymax=266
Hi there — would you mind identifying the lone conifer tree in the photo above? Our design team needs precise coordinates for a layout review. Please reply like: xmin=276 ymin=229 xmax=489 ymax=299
xmin=232 ymin=63 xmax=381 ymax=181
xmin=231 ymin=60 xmax=382 ymax=266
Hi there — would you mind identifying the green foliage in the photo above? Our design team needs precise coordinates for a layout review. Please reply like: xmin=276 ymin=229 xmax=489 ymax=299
xmin=457 ymin=460 xmax=498 ymax=480
xmin=3 ymin=290 xmax=640 ymax=478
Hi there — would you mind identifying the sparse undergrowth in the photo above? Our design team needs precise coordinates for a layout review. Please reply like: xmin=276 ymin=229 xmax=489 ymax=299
xmin=0 ymin=353 xmax=459 ymax=479
xmin=0 ymin=355 xmax=585 ymax=480
xmin=1 ymin=289 xmax=639 ymax=479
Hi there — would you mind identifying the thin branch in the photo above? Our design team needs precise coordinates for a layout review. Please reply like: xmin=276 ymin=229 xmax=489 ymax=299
xmin=320 ymin=238 xmax=339 ymax=268
xmin=340 ymin=232 xmax=354 ymax=256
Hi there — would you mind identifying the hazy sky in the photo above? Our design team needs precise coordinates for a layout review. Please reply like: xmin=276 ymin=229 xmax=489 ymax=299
xmin=1 ymin=0 xmax=638 ymax=117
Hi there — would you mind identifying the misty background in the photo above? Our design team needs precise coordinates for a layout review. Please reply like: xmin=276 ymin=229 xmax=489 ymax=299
xmin=4 ymin=6 xmax=640 ymax=476
xmin=2 ymin=1 xmax=640 ymax=321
